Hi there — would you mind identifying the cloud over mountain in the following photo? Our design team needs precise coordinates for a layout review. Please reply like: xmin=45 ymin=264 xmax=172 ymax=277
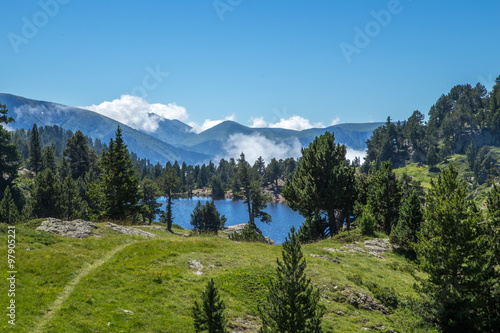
xmin=82 ymin=95 xmax=189 ymax=133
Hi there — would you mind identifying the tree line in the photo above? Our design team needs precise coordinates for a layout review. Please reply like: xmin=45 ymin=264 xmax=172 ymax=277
xmin=363 ymin=76 xmax=500 ymax=182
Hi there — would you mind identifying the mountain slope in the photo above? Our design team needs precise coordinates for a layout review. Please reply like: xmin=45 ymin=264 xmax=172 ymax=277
xmin=0 ymin=94 xmax=210 ymax=164
xmin=1 ymin=93 xmax=382 ymax=164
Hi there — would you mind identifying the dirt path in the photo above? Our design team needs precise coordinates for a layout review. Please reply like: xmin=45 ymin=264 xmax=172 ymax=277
xmin=33 ymin=241 xmax=136 ymax=333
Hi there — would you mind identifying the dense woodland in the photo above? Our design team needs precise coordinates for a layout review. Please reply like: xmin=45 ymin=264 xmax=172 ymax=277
xmin=1 ymin=76 xmax=500 ymax=332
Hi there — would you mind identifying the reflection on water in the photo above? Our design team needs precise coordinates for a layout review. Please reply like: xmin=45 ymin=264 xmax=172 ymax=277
xmin=156 ymin=197 xmax=304 ymax=245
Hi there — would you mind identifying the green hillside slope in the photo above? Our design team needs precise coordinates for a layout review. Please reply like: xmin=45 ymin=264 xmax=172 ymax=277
xmin=0 ymin=221 xmax=436 ymax=332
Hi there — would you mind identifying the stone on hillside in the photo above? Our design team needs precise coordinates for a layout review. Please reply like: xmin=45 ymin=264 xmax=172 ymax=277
xmin=188 ymin=259 xmax=204 ymax=275
xmin=107 ymin=223 xmax=157 ymax=238
xmin=36 ymin=218 xmax=97 ymax=238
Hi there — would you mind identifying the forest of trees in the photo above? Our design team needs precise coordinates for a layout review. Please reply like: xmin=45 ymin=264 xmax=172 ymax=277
xmin=1 ymin=76 xmax=500 ymax=331
xmin=363 ymin=76 xmax=500 ymax=181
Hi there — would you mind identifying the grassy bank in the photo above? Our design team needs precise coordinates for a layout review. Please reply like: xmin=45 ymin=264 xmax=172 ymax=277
xmin=1 ymin=221 xmax=437 ymax=332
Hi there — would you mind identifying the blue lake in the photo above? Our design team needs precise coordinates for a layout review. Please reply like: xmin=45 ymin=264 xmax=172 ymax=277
xmin=156 ymin=197 xmax=305 ymax=244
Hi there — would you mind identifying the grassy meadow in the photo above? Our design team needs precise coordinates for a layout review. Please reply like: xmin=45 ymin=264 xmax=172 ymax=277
xmin=0 ymin=220 xmax=438 ymax=332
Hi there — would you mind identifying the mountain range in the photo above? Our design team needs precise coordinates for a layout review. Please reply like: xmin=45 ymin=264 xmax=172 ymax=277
xmin=0 ymin=93 xmax=382 ymax=165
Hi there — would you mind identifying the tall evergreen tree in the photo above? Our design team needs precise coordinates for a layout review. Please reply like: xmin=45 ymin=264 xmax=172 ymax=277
xmin=192 ymin=278 xmax=228 ymax=333
xmin=283 ymin=132 xmax=356 ymax=236
xmin=140 ymin=178 xmax=161 ymax=225
xmin=482 ymin=185 xmax=500 ymax=331
xmin=29 ymin=124 xmax=43 ymax=174
xmin=367 ymin=161 xmax=402 ymax=234
xmin=89 ymin=127 xmax=141 ymax=221
xmin=64 ymin=130 xmax=90 ymax=180
xmin=60 ymin=175 xmax=87 ymax=220
xmin=31 ymin=168 xmax=62 ymax=218
xmin=0 ymin=103 xmax=19 ymax=194
xmin=42 ymin=146 xmax=57 ymax=173
xmin=238 ymin=153 xmax=271 ymax=228
xmin=0 ymin=187 xmax=19 ymax=224
xmin=259 ymin=227 xmax=323 ymax=332
xmin=390 ymin=191 xmax=422 ymax=251
xmin=159 ymin=169 xmax=180 ymax=232
xmin=190 ymin=200 xmax=227 ymax=234
xmin=416 ymin=165 xmax=485 ymax=332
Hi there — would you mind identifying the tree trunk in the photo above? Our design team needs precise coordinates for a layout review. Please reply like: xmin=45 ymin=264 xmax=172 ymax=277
xmin=167 ymin=192 xmax=173 ymax=232
xmin=327 ymin=209 xmax=337 ymax=236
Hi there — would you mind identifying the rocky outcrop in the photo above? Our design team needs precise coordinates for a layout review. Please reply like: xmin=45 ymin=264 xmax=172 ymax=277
xmin=188 ymin=259 xmax=204 ymax=275
xmin=36 ymin=218 xmax=97 ymax=238
xmin=326 ymin=238 xmax=392 ymax=260
xmin=107 ymin=223 xmax=157 ymax=238
xmin=222 ymin=223 xmax=275 ymax=245
xmin=340 ymin=286 xmax=389 ymax=315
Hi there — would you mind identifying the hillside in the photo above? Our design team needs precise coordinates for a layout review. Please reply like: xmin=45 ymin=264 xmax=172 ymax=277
xmin=0 ymin=93 xmax=381 ymax=165
xmin=0 ymin=94 xmax=211 ymax=165
xmin=0 ymin=220 xmax=436 ymax=333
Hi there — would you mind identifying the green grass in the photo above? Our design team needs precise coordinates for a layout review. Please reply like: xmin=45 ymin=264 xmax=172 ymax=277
xmin=1 ymin=222 xmax=437 ymax=332
xmin=395 ymin=149 xmax=500 ymax=205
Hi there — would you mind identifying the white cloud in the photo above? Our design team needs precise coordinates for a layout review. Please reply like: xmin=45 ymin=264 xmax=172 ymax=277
xmin=188 ymin=114 xmax=236 ymax=134
xmin=331 ymin=117 xmax=341 ymax=126
xmin=81 ymin=95 xmax=188 ymax=133
xmin=249 ymin=115 xmax=341 ymax=131
xmin=222 ymin=133 xmax=302 ymax=163
xmin=222 ymin=133 xmax=365 ymax=166
xmin=269 ymin=115 xmax=323 ymax=131
xmin=345 ymin=148 xmax=367 ymax=163
xmin=249 ymin=116 xmax=268 ymax=128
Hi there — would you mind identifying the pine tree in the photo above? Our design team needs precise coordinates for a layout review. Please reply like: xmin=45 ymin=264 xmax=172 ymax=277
xmin=29 ymin=124 xmax=43 ymax=174
xmin=42 ymin=146 xmax=57 ymax=173
xmin=140 ymin=178 xmax=161 ymax=225
xmin=60 ymin=175 xmax=87 ymax=220
xmin=192 ymin=278 xmax=228 ymax=333
xmin=190 ymin=200 xmax=227 ymax=234
xmin=89 ymin=127 xmax=141 ymax=221
xmin=238 ymin=153 xmax=271 ymax=228
xmin=0 ymin=187 xmax=19 ymax=224
xmin=64 ymin=130 xmax=90 ymax=180
xmin=358 ymin=200 xmax=376 ymax=236
xmin=367 ymin=161 xmax=402 ymax=234
xmin=416 ymin=165 xmax=485 ymax=332
xmin=0 ymin=103 xmax=19 ymax=193
xmin=158 ymin=169 xmax=180 ymax=232
xmin=31 ymin=168 xmax=62 ymax=218
xmin=426 ymin=145 xmax=439 ymax=167
xmin=482 ymin=185 xmax=500 ymax=331
xmin=259 ymin=227 xmax=323 ymax=332
xmin=283 ymin=132 xmax=356 ymax=236
xmin=390 ymin=191 xmax=422 ymax=251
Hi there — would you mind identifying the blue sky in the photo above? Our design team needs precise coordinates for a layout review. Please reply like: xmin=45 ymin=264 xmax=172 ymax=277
xmin=1 ymin=0 xmax=499 ymax=132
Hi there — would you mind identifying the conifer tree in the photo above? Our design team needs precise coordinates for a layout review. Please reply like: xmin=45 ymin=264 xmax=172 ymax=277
xmin=390 ymin=191 xmax=422 ymax=251
xmin=89 ymin=127 xmax=141 ymax=221
xmin=64 ymin=130 xmax=90 ymax=179
xmin=159 ymin=169 xmax=180 ymax=232
xmin=237 ymin=153 xmax=271 ymax=228
xmin=482 ymin=185 xmax=500 ymax=331
xmin=192 ymin=278 xmax=228 ymax=333
xmin=367 ymin=161 xmax=401 ymax=234
xmin=283 ymin=132 xmax=355 ymax=236
xmin=0 ymin=103 xmax=19 ymax=193
xmin=31 ymin=168 xmax=62 ymax=218
xmin=29 ymin=124 xmax=43 ymax=174
xmin=190 ymin=200 xmax=227 ymax=233
xmin=140 ymin=178 xmax=161 ymax=225
xmin=60 ymin=175 xmax=87 ymax=220
xmin=358 ymin=200 xmax=376 ymax=236
xmin=259 ymin=227 xmax=323 ymax=333
xmin=0 ymin=187 xmax=19 ymax=224
xmin=416 ymin=165 xmax=485 ymax=332
xmin=42 ymin=146 xmax=57 ymax=173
